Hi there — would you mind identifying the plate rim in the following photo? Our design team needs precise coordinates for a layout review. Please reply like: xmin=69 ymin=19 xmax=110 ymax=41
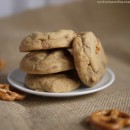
xmin=7 ymin=68 xmax=115 ymax=97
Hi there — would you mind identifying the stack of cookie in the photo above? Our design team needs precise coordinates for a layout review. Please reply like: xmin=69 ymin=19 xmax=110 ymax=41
xmin=19 ymin=30 xmax=81 ymax=93
xmin=19 ymin=30 xmax=107 ymax=93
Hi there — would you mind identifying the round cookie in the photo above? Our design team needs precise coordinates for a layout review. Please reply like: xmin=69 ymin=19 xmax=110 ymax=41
xmin=20 ymin=49 xmax=74 ymax=74
xmin=20 ymin=30 xmax=76 ymax=52
xmin=72 ymin=32 xmax=107 ymax=87
xmin=25 ymin=71 xmax=81 ymax=93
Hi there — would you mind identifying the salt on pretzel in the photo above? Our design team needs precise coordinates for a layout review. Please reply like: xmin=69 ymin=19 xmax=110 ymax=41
xmin=86 ymin=109 xmax=130 ymax=130
xmin=0 ymin=84 xmax=25 ymax=101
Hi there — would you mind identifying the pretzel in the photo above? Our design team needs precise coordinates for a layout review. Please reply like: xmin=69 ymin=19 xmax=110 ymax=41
xmin=0 ymin=84 xmax=9 ymax=90
xmin=0 ymin=59 xmax=4 ymax=70
xmin=86 ymin=109 xmax=130 ymax=130
xmin=0 ymin=84 xmax=25 ymax=101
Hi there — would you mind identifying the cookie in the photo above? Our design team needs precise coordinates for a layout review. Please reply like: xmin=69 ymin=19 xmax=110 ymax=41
xmin=25 ymin=71 xmax=81 ymax=93
xmin=20 ymin=30 xmax=76 ymax=52
xmin=20 ymin=49 xmax=74 ymax=74
xmin=73 ymin=32 xmax=107 ymax=87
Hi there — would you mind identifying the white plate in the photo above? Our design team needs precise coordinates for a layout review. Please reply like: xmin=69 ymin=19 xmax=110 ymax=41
xmin=7 ymin=68 xmax=115 ymax=97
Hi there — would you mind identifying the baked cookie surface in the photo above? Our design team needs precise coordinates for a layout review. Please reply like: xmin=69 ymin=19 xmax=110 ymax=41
xmin=25 ymin=71 xmax=81 ymax=93
xmin=20 ymin=49 xmax=74 ymax=74
xmin=73 ymin=32 xmax=107 ymax=87
xmin=20 ymin=30 xmax=76 ymax=52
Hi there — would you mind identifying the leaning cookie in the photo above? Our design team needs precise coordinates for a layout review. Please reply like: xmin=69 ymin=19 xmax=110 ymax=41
xmin=20 ymin=49 xmax=74 ymax=74
xmin=20 ymin=30 xmax=76 ymax=52
xmin=73 ymin=32 xmax=107 ymax=87
xmin=25 ymin=71 xmax=81 ymax=93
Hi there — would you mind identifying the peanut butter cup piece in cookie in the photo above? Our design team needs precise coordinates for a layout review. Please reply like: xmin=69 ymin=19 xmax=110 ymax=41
xmin=25 ymin=71 xmax=81 ymax=93
xmin=20 ymin=49 xmax=74 ymax=74
xmin=20 ymin=30 xmax=76 ymax=52
xmin=73 ymin=32 xmax=107 ymax=87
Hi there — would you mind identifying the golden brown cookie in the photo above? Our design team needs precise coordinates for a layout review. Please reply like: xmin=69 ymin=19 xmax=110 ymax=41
xmin=20 ymin=49 xmax=74 ymax=74
xmin=25 ymin=71 xmax=81 ymax=93
xmin=73 ymin=32 xmax=107 ymax=87
xmin=20 ymin=30 xmax=76 ymax=52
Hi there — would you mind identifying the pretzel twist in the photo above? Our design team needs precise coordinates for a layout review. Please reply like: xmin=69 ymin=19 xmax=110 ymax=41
xmin=0 ymin=84 xmax=25 ymax=101
xmin=86 ymin=109 xmax=130 ymax=130
xmin=0 ymin=59 xmax=4 ymax=70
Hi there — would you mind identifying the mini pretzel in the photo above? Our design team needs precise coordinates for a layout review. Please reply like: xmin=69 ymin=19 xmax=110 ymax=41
xmin=86 ymin=109 xmax=130 ymax=130
xmin=0 ymin=59 xmax=4 ymax=70
xmin=0 ymin=84 xmax=9 ymax=90
xmin=0 ymin=84 xmax=25 ymax=101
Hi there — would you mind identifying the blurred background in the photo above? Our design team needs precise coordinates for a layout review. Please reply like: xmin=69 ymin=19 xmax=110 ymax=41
xmin=0 ymin=0 xmax=81 ymax=18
